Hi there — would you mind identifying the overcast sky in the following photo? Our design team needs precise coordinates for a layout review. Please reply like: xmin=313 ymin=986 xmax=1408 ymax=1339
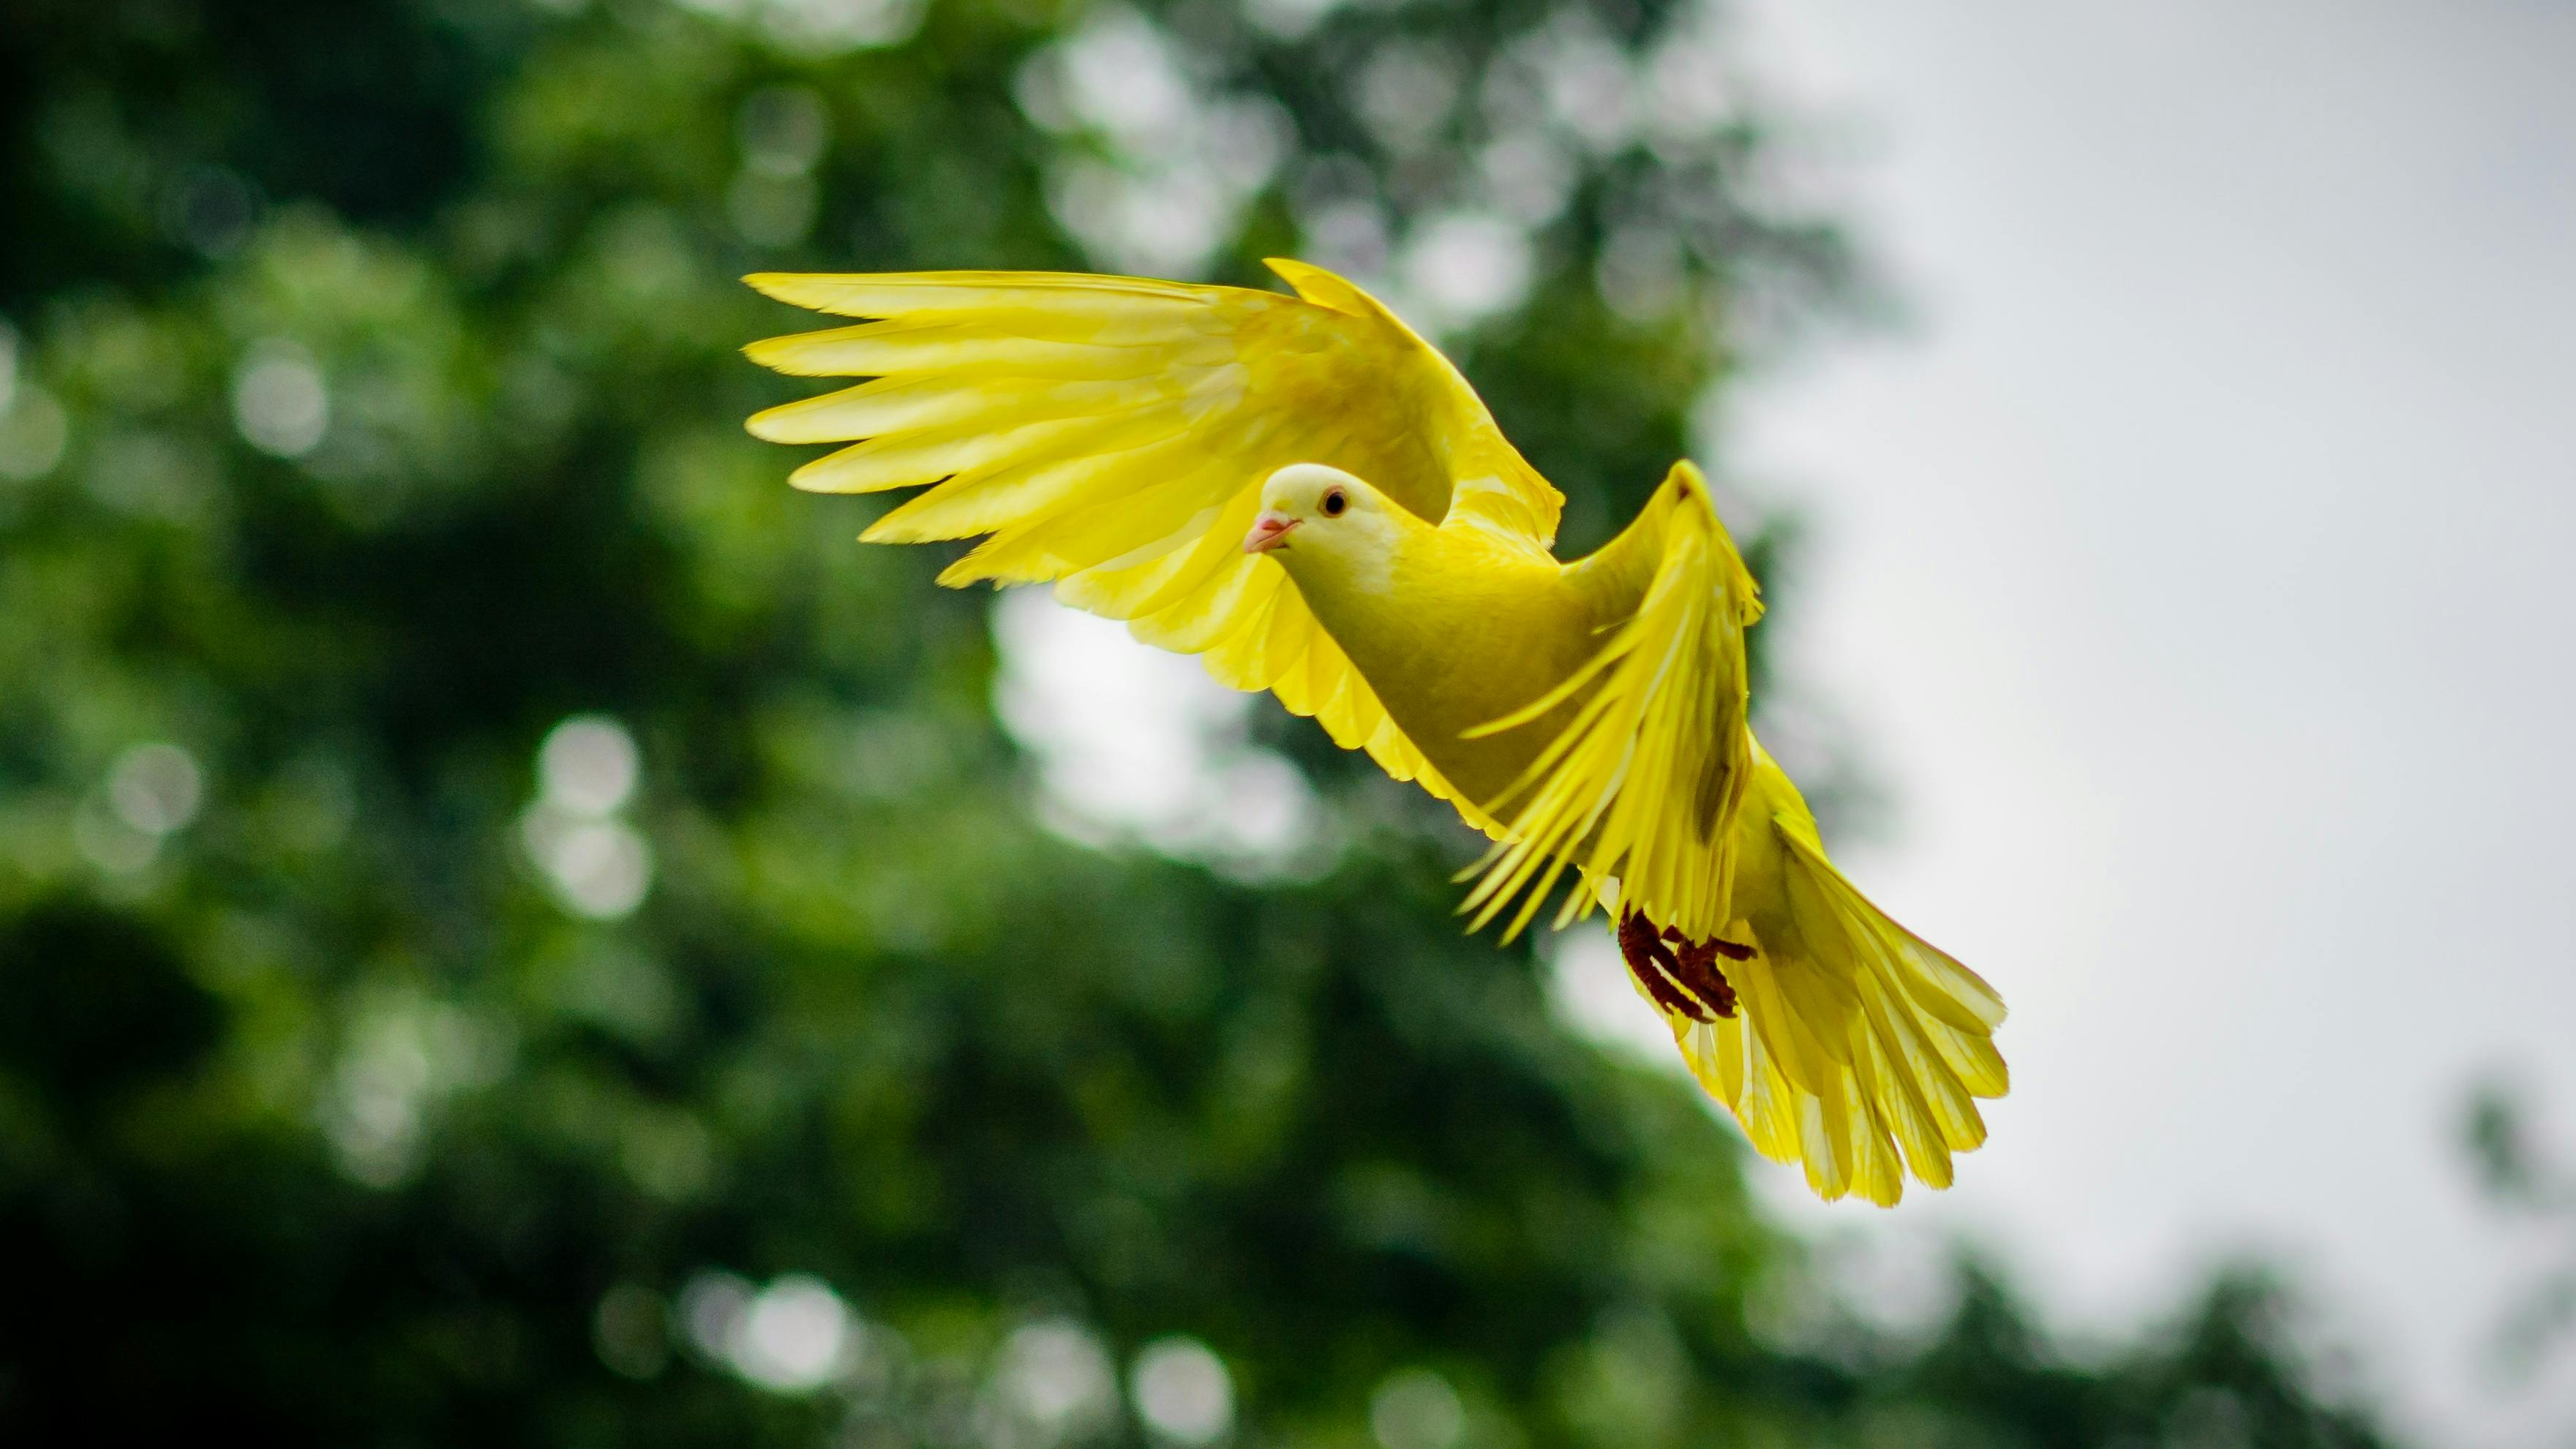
xmin=1699 ymin=0 xmax=2576 ymax=1439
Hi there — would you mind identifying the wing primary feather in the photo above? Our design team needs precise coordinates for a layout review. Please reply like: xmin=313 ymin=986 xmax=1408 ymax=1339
xmin=1453 ymin=463 xmax=1760 ymax=943
xmin=745 ymin=264 xmax=1566 ymax=889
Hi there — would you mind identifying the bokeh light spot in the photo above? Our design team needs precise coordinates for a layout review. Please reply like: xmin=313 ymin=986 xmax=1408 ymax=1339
xmin=232 ymin=339 xmax=329 ymax=458
xmin=0 ymin=380 xmax=70 ymax=482
xmin=992 ymin=1319 xmax=1119 ymax=1439
xmin=679 ymin=1271 xmax=755 ymax=1362
xmin=109 ymin=742 xmax=204 ymax=836
xmin=732 ymin=1274 xmax=854 ymax=1391
xmin=1370 ymin=1368 xmax=1464 ymax=1449
xmin=991 ymin=591 xmax=1320 ymax=877
xmin=729 ymin=171 xmax=819 ymax=247
xmin=1398 ymin=213 xmax=1533 ymax=331
xmin=523 ymin=816 xmax=653 ymax=919
xmin=1131 ymin=1336 xmax=1233 ymax=1445
xmin=738 ymin=85 xmax=830 ymax=176
xmin=539 ymin=715 xmax=640 ymax=816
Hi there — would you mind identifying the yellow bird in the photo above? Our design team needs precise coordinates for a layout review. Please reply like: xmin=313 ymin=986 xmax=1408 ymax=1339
xmin=743 ymin=260 xmax=2006 ymax=1205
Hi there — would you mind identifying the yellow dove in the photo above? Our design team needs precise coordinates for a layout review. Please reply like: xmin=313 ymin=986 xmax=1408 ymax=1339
xmin=742 ymin=260 xmax=2006 ymax=1206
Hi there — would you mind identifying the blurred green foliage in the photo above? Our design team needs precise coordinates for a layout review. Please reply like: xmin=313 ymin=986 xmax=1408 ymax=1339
xmin=1 ymin=0 xmax=2395 ymax=1444
xmin=2464 ymin=1083 xmax=2576 ymax=1388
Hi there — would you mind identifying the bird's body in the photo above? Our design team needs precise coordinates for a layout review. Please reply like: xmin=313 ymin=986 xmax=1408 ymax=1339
xmin=1267 ymin=486 xmax=1595 ymax=813
xmin=743 ymin=260 xmax=2008 ymax=1206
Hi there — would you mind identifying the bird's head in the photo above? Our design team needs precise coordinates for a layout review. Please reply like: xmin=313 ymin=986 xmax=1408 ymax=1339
xmin=1242 ymin=464 xmax=1398 ymax=570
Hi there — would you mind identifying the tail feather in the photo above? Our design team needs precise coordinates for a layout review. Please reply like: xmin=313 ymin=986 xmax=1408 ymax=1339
xmin=1671 ymin=814 xmax=2008 ymax=1206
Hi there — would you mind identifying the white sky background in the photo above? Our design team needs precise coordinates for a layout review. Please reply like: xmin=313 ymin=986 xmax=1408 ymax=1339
xmin=996 ymin=1 xmax=2576 ymax=1440
xmin=1697 ymin=0 xmax=2576 ymax=1441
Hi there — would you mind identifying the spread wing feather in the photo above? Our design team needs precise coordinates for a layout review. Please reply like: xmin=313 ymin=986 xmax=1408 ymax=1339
xmin=743 ymin=262 xmax=1555 ymax=826
xmin=1454 ymin=462 xmax=1761 ymax=940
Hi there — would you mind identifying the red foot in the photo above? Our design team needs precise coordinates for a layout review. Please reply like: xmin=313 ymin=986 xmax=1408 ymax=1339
xmin=1618 ymin=910 xmax=1741 ymax=1021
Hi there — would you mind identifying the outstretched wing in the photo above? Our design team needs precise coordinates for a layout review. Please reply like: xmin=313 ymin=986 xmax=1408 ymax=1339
xmin=1456 ymin=462 xmax=1762 ymax=941
xmin=743 ymin=260 xmax=1562 ymax=802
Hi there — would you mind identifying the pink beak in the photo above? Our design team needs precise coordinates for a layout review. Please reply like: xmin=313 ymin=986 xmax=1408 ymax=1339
xmin=1242 ymin=511 xmax=1299 ymax=554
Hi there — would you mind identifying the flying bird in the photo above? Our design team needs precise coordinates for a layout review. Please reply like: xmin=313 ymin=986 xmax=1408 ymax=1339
xmin=742 ymin=260 xmax=2005 ymax=1205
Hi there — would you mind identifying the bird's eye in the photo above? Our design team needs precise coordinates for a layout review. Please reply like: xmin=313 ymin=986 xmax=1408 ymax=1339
xmin=1321 ymin=487 xmax=1348 ymax=517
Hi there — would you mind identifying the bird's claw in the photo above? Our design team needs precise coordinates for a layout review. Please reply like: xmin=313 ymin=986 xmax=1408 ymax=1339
xmin=1619 ymin=910 xmax=1741 ymax=1022
xmin=1661 ymin=923 xmax=1752 ymax=963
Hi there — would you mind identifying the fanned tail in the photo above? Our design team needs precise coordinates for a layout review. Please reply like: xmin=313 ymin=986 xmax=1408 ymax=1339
xmin=1670 ymin=813 xmax=2008 ymax=1207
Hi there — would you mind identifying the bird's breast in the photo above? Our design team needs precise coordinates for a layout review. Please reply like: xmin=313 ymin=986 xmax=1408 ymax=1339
xmin=1288 ymin=546 xmax=1606 ymax=813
